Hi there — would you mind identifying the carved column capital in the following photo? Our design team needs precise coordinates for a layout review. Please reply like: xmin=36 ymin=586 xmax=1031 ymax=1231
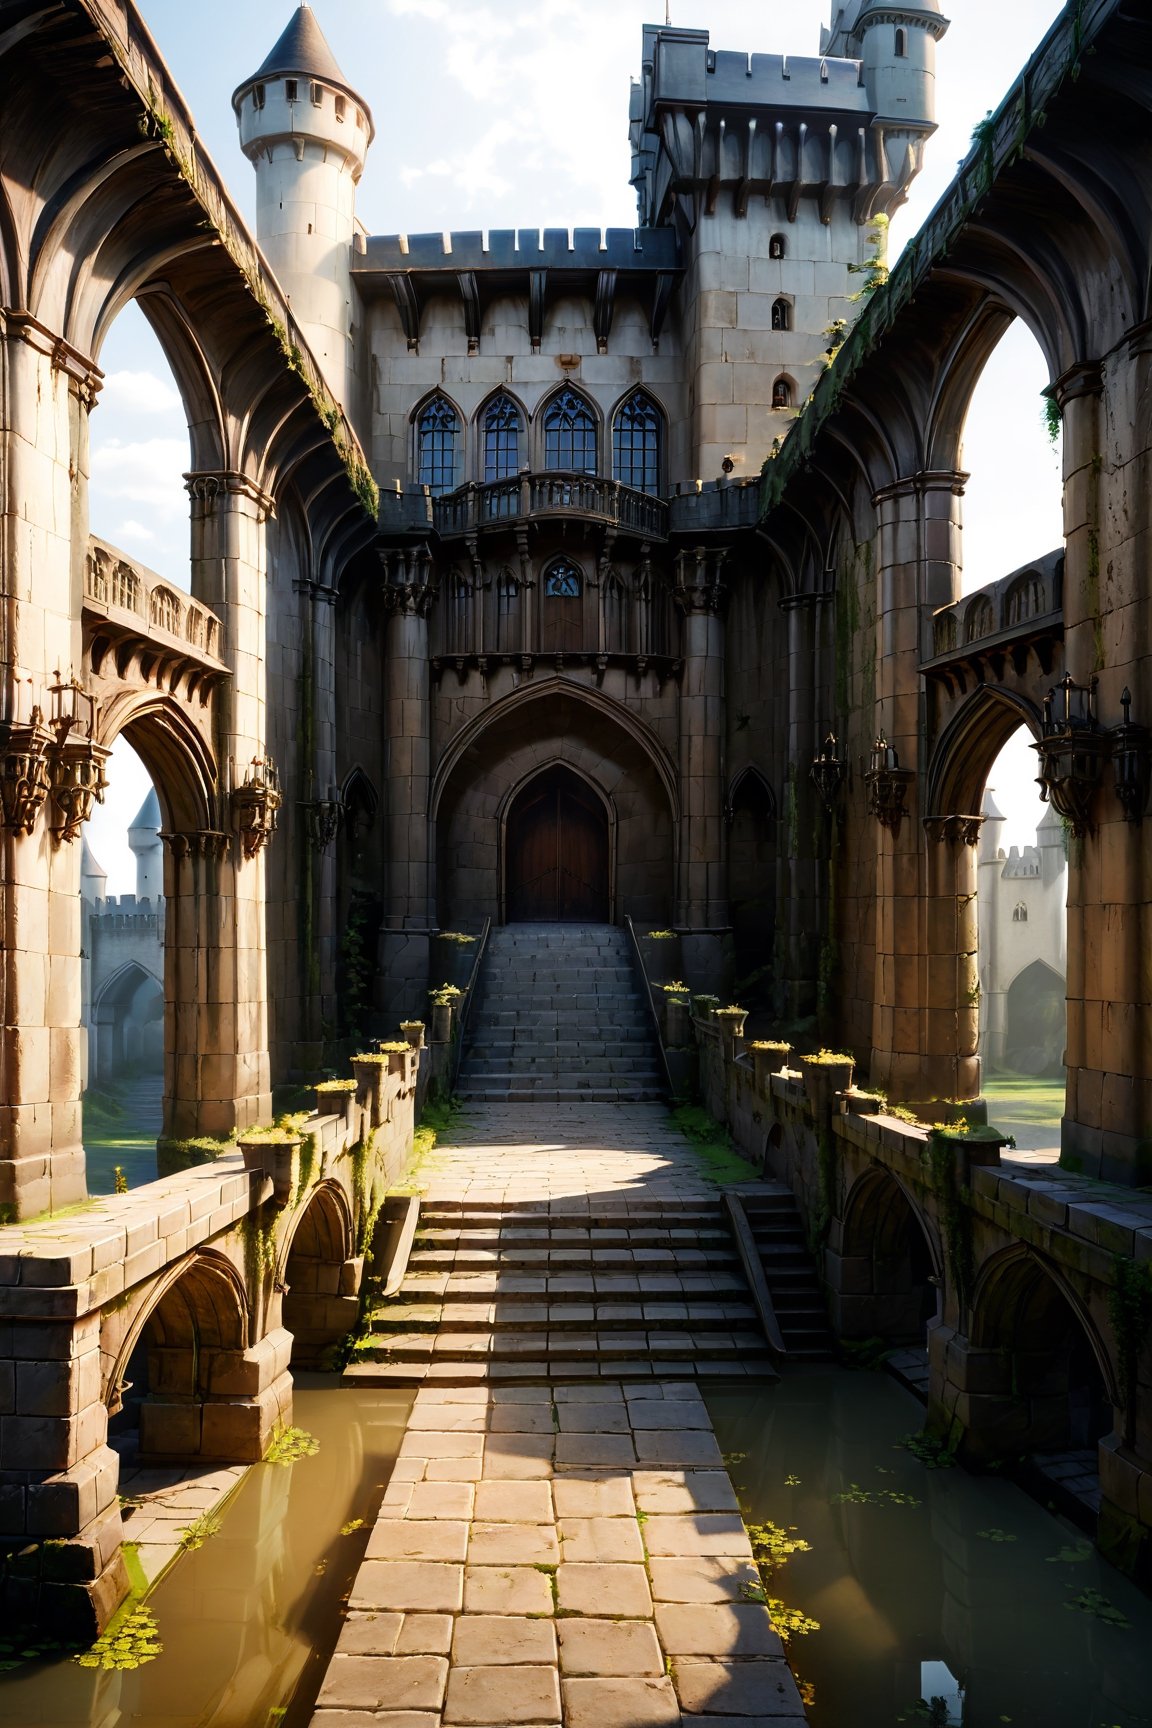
xmin=380 ymin=544 xmax=438 ymax=617
xmin=923 ymin=814 xmax=984 ymax=847
xmin=673 ymin=546 xmax=730 ymax=615
xmin=185 ymin=470 xmax=277 ymax=521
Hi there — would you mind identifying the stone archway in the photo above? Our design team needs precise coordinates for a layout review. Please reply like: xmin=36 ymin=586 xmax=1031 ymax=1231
xmin=831 ymin=1168 xmax=940 ymax=1342
xmin=282 ymin=1182 xmax=361 ymax=1369
xmin=433 ymin=681 xmax=677 ymax=931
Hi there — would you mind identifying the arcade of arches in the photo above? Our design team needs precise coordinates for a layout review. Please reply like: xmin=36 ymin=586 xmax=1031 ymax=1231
xmin=3 ymin=0 xmax=1152 ymax=1654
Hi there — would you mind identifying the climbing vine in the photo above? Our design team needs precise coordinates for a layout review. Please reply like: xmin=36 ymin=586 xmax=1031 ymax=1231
xmin=1109 ymin=1257 xmax=1152 ymax=1441
xmin=340 ymin=892 xmax=375 ymax=1037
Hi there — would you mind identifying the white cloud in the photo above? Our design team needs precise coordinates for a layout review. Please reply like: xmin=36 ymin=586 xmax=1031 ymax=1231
xmin=114 ymin=519 xmax=157 ymax=545
xmin=90 ymin=437 xmax=190 ymax=520
xmin=101 ymin=369 xmax=182 ymax=416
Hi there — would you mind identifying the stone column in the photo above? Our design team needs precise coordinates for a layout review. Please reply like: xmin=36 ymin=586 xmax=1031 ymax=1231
xmin=674 ymin=547 xmax=730 ymax=995
xmin=869 ymin=471 xmax=965 ymax=1104
xmin=182 ymin=472 xmax=275 ymax=1137
xmin=293 ymin=578 xmax=340 ymax=1069
xmin=0 ymin=314 xmax=96 ymax=1217
xmin=778 ymin=591 xmax=831 ymax=1020
xmin=378 ymin=546 xmax=436 ymax=1021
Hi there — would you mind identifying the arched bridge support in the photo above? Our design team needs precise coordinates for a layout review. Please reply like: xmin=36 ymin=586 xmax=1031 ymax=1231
xmin=0 ymin=1042 xmax=420 ymax=1639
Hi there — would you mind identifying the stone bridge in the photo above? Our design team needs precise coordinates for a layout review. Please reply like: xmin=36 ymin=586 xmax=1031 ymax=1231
xmin=697 ymin=1026 xmax=1152 ymax=1587
xmin=0 ymin=1049 xmax=420 ymax=1635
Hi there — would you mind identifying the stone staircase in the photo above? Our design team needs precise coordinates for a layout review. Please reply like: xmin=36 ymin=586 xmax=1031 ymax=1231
xmin=350 ymin=1195 xmax=778 ymax=1384
xmin=741 ymin=1189 xmax=834 ymax=1361
xmin=457 ymin=923 xmax=666 ymax=1103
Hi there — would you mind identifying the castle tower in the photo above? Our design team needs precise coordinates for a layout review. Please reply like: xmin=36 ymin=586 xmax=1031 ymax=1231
xmin=80 ymin=836 xmax=107 ymax=907
xmin=128 ymin=786 xmax=163 ymax=904
xmin=855 ymin=0 xmax=949 ymax=157
xmin=232 ymin=4 xmax=373 ymax=416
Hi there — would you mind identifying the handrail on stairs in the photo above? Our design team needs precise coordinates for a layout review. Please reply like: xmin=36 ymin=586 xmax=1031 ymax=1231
xmin=624 ymin=914 xmax=675 ymax=1099
xmin=722 ymin=1190 xmax=788 ymax=1366
xmin=451 ymin=916 xmax=492 ymax=1090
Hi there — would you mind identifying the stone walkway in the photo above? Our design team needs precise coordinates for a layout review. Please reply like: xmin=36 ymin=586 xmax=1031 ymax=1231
xmin=315 ymin=1104 xmax=803 ymax=1726
xmin=314 ymin=1380 xmax=804 ymax=1727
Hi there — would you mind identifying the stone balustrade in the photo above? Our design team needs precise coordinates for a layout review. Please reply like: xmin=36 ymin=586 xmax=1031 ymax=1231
xmin=85 ymin=537 xmax=225 ymax=663
xmin=433 ymin=471 xmax=669 ymax=541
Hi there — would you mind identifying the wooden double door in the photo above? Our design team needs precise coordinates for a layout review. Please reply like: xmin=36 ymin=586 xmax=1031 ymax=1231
xmin=506 ymin=766 xmax=610 ymax=922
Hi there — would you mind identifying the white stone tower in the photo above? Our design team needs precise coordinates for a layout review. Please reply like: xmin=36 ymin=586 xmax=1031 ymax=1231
xmin=232 ymin=4 xmax=374 ymax=415
xmin=128 ymin=786 xmax=163 ymax=904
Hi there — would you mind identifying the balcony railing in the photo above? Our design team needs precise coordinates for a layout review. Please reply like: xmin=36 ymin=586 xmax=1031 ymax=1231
xmin=85 ymin=538 xmax=224 ymax=663
xmin=433 ymin=472 xmax=669 ymax=541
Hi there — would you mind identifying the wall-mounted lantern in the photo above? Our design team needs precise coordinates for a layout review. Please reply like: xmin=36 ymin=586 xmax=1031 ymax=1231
xmin=810 ymin=733 xmax=847 ymax=809
xmin=47 ymin=675 xmax=109 ymax=844
xmin=1034 ymin=675 xmax=1105 ymax=837
xmin=1111 ymin=687 xmax=1150 ymax=824
xmin=0 ymin=699 xmax=52 ymax=836
xmin=302 ymin=788 xmax=343 ymax=852
xmin=865 ymin=732 xmax=914 ymax=834
xmin=233 ymin=755 xmax=282 ymax=859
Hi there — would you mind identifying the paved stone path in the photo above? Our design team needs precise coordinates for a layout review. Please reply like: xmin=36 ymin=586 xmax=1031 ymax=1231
xmin=316 ymin=1104 xmax=804 ymax=1726
xmin=314 ymin=1380 xmax=805 ymax=1727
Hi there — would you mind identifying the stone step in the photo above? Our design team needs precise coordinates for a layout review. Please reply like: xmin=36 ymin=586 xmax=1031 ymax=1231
xmin=422 ymin=1198 xmax=724 ymax=1218
xmin=456 ymin=1087 xmax=666 ymax=1103
xmin=406 ymin=1246 xmax=737 ymax=1272
xmin=398 ymin=1275 xmax=754 ymax=1301
xmin=355 ymin=1328 xmax=772 ymax=1365
xmin=414 ymin=1224 xmax=733 ymax=1245
xmin=370 ymin=1301 xmax=761 ymax=1333
xmin=344 ymin=1356 xmax=773 ymax=1386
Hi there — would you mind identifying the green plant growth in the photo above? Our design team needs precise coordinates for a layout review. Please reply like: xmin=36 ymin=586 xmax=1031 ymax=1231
xmin=75 ymin=1604 xmax=162 ymax=1672
xmin=1044 ymin=395 xmax=1062 ymax=445
xmin=847 ymin=213 xmax=889 ymax=300
xmin=830 ymin=1482 xmax=921 ymax=1507
xmin=263 ymin=1425 xmax=320 ymax=1467
xmin=671 ymin=1104 xmax=760 ymax=1185
xmin=647 ymin=929 xmax=676 ymax=940
xmin=178 ymin=1509 xmax=222 ymax=1552
xmin=114 ymin=1166 xmax=128 ymax=1194
xmin=435 ymin=931 xmax=477 ymax=944
xmin=742 ymin=1520 xmax=819 ymax=1649
xmin=900 ymin=1431 xmax=957 ymax=1469
xmin=157 ymin=1132 xmax=236 ymax=1173
xmin=1109 ymin=1258 xmax=1152 ymax=1442
xmin=340 ymin=892 xmax=375 ymax=1038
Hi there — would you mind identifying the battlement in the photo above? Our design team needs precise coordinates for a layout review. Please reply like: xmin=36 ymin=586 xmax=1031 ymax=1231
xmin=355 ymin=227 xmax=680 ymax=275
xmin=646 ymin=38 xmax=870 ymax=115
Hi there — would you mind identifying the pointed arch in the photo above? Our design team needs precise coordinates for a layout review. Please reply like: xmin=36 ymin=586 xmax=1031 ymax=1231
xmin=611 ymin=388 xmax=664 ymax=495
xmin=538 ymin=384 xmax=599 ymax=475
xmin=477 ymin=389 xmax=526 ymax=483
xmin=412 ymin=390 xmax=463 ymax=494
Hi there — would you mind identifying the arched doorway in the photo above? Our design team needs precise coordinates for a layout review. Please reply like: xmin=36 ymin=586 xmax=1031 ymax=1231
xmin=505 ymin=766 xmax=610 ymax=922
xmin=836 ymin=1169 xmax=939 ymax=1344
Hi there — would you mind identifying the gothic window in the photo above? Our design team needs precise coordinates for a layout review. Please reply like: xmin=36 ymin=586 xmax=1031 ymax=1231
xmin=772 ymin=377 xmax=793 ymax=410
xmin=771 ymin=298 xmax=792 ymax=331
xmin=612 ymin=392 xmax=662 ymax=495
xmin=543 ymin=389 xmax=597 ymax=475
xmin=483 ymin=394 xmax=523 ymax=482
xmin=769 ymin=233 xmax=786 ymax=260
xmin=1013 ymin=902 xmax=1029 ymax=923
xmin=895 ymin=27 xmax=908 ymax=57
xmin=545 ymin=559 xmax=583 ymax=598
xmin=416 ymin=396 xmax=460 ymax=495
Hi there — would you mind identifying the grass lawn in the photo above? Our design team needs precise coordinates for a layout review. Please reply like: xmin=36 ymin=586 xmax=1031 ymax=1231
xmin=982 ymin=1070 xmax=1065 ymax=1140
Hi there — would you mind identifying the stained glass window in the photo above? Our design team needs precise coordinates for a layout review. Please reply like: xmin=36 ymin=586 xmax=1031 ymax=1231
xmin=544 ymin=560 xmax=583 ymax=598
xmin=612 ymin=392 xmax=661 ymax=495
xmin=483 ymin=395 xmax=523 ymax=482
xmin=543 ymin=389 xmax=597 ymax=474
xmin=416 ymin=396 xmax=459 ymax=495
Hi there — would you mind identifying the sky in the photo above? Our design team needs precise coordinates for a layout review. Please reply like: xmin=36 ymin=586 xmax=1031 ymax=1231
xmin=85 ymin=0 xmax=1068 ymax=891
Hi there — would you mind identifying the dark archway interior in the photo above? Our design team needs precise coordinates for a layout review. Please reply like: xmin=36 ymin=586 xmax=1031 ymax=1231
xmin=973 ymin=1258 xmax=1112 ymax=1455
xmin=506 ymin=766 xmax=610 ymax=922
xmin=284 ymin=1186 xmax=357 ymax=1370
xmin=110 ymin=1259 xmax=248 ymax=1456
xmin=1005 ymin=958 xmax=1065 ymax=1076
xmin=729 ymin=770 xmax=777 ymax=1008
xmin=839 ymin=1173 xmax=938 ymax=1343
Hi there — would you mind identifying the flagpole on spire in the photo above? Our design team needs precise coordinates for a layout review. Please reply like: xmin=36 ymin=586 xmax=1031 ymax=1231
xmin=665 ymin=2 xmax=671 ymax=22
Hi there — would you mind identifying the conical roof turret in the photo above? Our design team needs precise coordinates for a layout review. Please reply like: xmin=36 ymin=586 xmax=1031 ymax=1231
xmin=128 ymin=786 xmax=162 ymax=847
xmin=232 ymin=4 xmax=372 ymax=133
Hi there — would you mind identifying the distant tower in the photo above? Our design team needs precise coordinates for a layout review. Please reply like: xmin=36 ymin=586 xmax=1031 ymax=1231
xmin=232 ymin=4 xmax=374 ymax=415
xmin=80 ymin=836 xmax=108 ymax=907
xmin=128 ymin=787 xmax=163 ymax=904
xmin=854 ymin=0 xmax=949 ymax=132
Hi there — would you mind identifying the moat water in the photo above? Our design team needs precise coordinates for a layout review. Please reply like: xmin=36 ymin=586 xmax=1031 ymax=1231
xmin=3 ymin=1370 xmax=1150 ymax=1727
xmin=0 ymin=1381 xmax=411 ymax=1728
xmin=707 ymin=1371 xmax=1152 ymax=1728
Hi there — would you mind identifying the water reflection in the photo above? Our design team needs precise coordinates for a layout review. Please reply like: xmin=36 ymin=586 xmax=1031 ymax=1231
xmin=0 ymin=1382 xmax=411 ymax=1728
xmin=706 ymin=1370 xmax=1152 ymax=1728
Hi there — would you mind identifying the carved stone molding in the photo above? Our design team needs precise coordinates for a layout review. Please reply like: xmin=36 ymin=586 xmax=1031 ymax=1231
xmin=924 ymin=814 xmax=984 ymax=847
xmin=673 ymin=547 xmax=730 ymax=615
xmin=185 ymin=470 xmax=277 ymax=522
xmin=161 ymin=830 xmax=232 ymax=862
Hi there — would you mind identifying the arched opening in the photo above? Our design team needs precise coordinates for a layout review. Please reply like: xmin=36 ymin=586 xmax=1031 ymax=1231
xmin=771 ymin=297 xmax=792 ymax=332
xmin=414 ymin=393 xmax=461 ymax=495
xmin=894 ymin=26 xmax=907 ymax=57
xmin=505 ymin=765 xmax=610 ymax=924
xmin=434 ymin=683 xmax=676 ymax=930
xmin=728 ymin=769 xmax=777 ymax=1013
xmin=540 ymin=556 xmax=586 ymax=652
xmin=957 ymin=320 xmax=1063 ymax=597
xmin=978 ymin=728 xmax=1067 ymax=1153
xmin=480 ymin=391 xmax=524 ymax=482
xmin=82 ymin=738 xmax=167 ymax=1194
xmin=109 ymin=1255 xmax=250 ymax=1466
xmin=836 ymin=1170 xmax=938 ymax=1346
xmin=772 ymin=376 xmax=794 ymax=410
xmin=970 ymin=1252 xmax=1113 ymax=1462
xmin=283 ymin=1184 xmax=358 ymax=1370
xmin=769 ymin=233 xmax=786 ymax=260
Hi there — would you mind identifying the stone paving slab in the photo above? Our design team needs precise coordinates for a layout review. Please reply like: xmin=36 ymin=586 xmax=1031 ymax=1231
xmin=114 ymin=1443 xmax=247 ymax=1587
xmin=315 ymin=1381 xmax=804 ymax=1727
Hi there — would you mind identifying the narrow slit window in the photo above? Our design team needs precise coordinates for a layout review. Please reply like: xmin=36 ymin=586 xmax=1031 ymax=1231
xmin=285 ymin=79 xmax=298 ymax=102
xmin=895 ymin=27 xmax=908 ymax=57
xmin=772 ymin=298 xmax=792 ymax=331
xmin=769 ymin=233 xmax=786 ymax=260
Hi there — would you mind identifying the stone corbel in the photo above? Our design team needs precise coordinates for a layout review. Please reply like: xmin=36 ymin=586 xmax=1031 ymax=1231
xmin=924 ymin=814 xmax=984 ymax=847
